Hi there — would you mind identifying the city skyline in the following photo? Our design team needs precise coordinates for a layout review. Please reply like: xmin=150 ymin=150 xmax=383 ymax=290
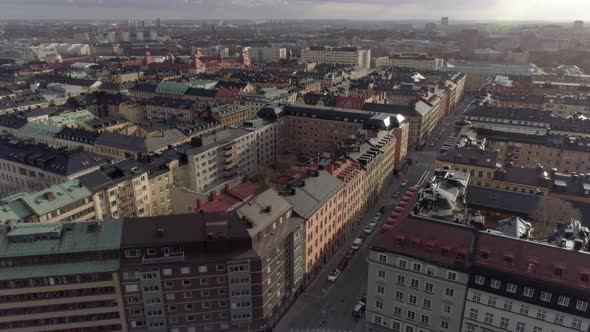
xmin=1 ymin=0 xmax=590 ymax=21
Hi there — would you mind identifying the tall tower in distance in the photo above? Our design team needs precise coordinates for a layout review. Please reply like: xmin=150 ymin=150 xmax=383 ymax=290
xmin=441 ymin=17 xmax=449 ymax=35
xmin=574 ymin=20 xmax=584 ymax=41
xmin=156 ymin=17 xmax=161 ymax=29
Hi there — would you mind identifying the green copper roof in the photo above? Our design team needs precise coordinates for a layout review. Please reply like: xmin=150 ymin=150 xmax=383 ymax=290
xmin=0 ymin=219 xmax=123 ymax=258
xmin=49 ymin=110 xmax=95 ymax=127
xmin=2 ymin=179 xmax=93 ymax=217
xmin=20 ymin=122 xmax=62 ymax=136
xmin=0 ymin=259 xmax=120 ymax=280
xmin=156 ymin=81 xmax=190 ymax=95
xmin=0 ymin=201 xmax=31 ymax=222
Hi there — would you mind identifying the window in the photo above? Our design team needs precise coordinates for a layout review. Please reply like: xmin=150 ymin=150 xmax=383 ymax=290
xmin=165 ymin=281 xmax=173 ymax=288
xmin=407 ymin=310 xmax=416 ymax=320
xmin=469 ymin=308 xmax=478 ymax=320
xmin=558 ymin=296 xmax=570 ymax=307
xmin=377 ymin=285 xmax=385 ymax=294
xmin=523 ymin=287 xmax=534 ymax=297
xmin=373 ymin=315 xmax=383 ymax=325
xmin=503 ymin=300 xmax=513 ymax=311
xmin=183 ymin=292 xmax=192 ymax=299
xmin=394 ymin=306 xmax=402 ymax=316
xmin=442 ymin=304 xmax=451 ymax=314
xmin=420 ymin=314 xmax=429 ymax=325
xmin=572 ymin=319 xmax=583 ymax=329
xmin=447 ymin=272 xmax=457 ymax=281
xmin=397 ymin=275 xmax=406 ymax=285
xmin=395 ymin=291 xmax=404 ymax=301
xmin=181 ymin=266 xmax=190 ymax=274
xmin=500 ymin=317 xmax=509 ymax=329
xmin=490 ymin=279 xmax=501 ymax=289
xmin=182 ymin=279 xmax=191 ymax=287
xmin=520 ymin=304 xmax=529 ymax=315
xmin=125 ymin=284 xmax=139 ymax=292
xmin=216 ymin=264 xmax=225 ymax=271
xmin=554 ymin=313 xmax=564 ymax=324
xmin=537 ymin=309 xmax=546 ymax=320
xmin=125 ymin=249 xmax=140 ymax=257
xmin=445 ymin=288 xmax=454 ymax=297
xmin=467 ymin=325 xmax=476 ymax=332
xmin=377 ymin=270 xmax=386 ymax=278
xmin=516 ymin=322 xmax=525 ymax=332
xmin=472 ymin=291 xmax=481 ymax=302
xmin=540 ymin=291 xmax=552 ymax=302
xmin=506 ymin=283 xmax=517 ymax=293
xmin=185 ymin=304 xmax=193 ymax=310
xmin=440 ymin=320 xmax=449 ymax=330
xmin=488 ymin=296 xmax=496 ymax=306
xmin=162 ymin=268 xmax=172 ymax=276
xmin=424 ymin=282 xmax=434 ymax=293
xmin=412 ymin=263 xmax=422 ymax=272
xmin=375 ymin=300 xmax=383 ymax=309
xmin=378 ymin=254 xmax=387 ymax=263
xmin=576 ymin=300 xmax=589 ymax=311
xmin=422 ymin=299 xmax=432 ymax=309
xmin=198 ymin=265 xmax=208 ymax=273
xmin=425 ymin=266 xmax=436 ymax=276
xmin=484 ymin=312 xmax=494 ymax=324
xmin=475 ymin=275 xmax=486 ymax=286
xmin=392 ymin=320 xmax=402 ymax=331
xmin=398 ymin=259 xmax=407 ymax=269
xmin=410 ymin=279 xmax=419 ymax=289
xmin=409 ymin=295 xmax=417 ymax=305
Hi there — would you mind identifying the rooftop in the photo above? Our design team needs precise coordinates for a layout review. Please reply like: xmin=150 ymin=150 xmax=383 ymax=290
xmin=436 ymin=146 xmax=499 ymax=169
xmin=279 ymin=170 xmax=343 ymax=219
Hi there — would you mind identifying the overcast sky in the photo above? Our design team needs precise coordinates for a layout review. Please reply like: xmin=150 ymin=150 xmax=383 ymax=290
xmin=0 ymin=0 xmax=589 ymax=21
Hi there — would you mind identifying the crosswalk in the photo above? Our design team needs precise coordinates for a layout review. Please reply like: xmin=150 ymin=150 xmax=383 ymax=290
xmin=288 ymin=329 xmax=353 ymax=332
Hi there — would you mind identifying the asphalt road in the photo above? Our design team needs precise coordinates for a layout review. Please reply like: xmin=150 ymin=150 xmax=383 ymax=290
xmin=274 ymin=98 xmax=472 ymax=332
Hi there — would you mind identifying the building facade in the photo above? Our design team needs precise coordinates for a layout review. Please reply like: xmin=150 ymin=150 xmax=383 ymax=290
xmin=301 ymin=46 xmax=371 ymax=69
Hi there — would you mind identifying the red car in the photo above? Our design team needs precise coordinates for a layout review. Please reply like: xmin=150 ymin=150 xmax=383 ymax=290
xmin=338 ymin=257 xmax=349 ymax=270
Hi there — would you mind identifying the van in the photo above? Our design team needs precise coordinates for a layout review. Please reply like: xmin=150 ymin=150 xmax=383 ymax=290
xmin=352 ymin=302 xmax=365 ymax=318
xmin=351 ymin=237 xmax=363 ymax=250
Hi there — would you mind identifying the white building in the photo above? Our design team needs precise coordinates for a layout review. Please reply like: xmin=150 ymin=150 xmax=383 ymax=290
xmin=247 ymin=46 xmax=287 ymax=64
xmin=301 ymin=46 xmax=371 ymax=69
xmin=375 ymin=53 xmax=444 ymax=70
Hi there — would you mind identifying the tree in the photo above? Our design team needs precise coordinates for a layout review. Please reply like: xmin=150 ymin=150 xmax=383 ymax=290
xmin=530 ymin=197 xmax=582 ymax=239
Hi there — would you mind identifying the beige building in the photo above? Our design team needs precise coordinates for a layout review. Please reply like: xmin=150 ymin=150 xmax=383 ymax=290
xmin=301 ymin=46 xmax=371 ymax=69
xmin=375 ymin=53 xmax=444 ymax=70
xmin=0 ymin=220 xmax=128 ymax=332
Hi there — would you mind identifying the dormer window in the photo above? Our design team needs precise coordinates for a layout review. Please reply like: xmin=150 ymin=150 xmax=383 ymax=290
xmin=480 ymin=250 xmax=489 ymax=260
xmin=503 ymin=254 xmax=513 ymax=266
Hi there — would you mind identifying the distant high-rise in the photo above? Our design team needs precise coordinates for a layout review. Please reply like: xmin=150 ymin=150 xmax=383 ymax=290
xmin=156 ymin=17 xmax=161 ymax=28
xmin=459 ymin=29 xmax=479 ymax=56
xmin=441 ymin=17 xmax=449 ymax=34
xmin=425 ymin=23 xmax=437 ymax=34
xmin=574 ymin=20 xmax=584 ymax=41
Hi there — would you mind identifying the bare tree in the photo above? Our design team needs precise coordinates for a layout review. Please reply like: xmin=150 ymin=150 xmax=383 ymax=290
xmin=531 ymin=197 xmax=582 ymax=239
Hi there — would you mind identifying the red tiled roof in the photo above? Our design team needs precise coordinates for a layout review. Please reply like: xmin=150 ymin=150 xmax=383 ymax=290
xmin=476 ymin=232 xmax=590 ymax=291
xmin=215 ymin=88 xmax=240 ymax=99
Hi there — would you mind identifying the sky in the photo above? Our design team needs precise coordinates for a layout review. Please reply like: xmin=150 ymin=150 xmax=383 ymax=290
xmin=0 ymin=0 xmax=589 ymax=21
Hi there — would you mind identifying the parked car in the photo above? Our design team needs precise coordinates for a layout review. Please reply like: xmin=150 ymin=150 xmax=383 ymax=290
xmin=328 ymin=269 xmax=341 ymax=282
xmin=392 ymin=191 xmax=400 ymax=198
xmin=371 ymin=216 xmax=379 ymax=222
xmin=352 ymin=301 xmax=366 ymax=318
xmin=400 ymin=180 xmax=408 ymax=186
xmin=364 ymin=223 xmax=375 ymax=234
xmin=338 ymin=257 xmax=349 ymax=271
xmin=351 ymin=237 xmax=363 ymax=250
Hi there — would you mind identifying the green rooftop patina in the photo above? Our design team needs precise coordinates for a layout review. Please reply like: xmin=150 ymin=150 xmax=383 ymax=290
xmin=49 ymin=109 xmax=95 ymax=128
xmin=0 ymin=219 xmax=123 ymax=258
xmin=0 ymin=259 xmax=120 ymax=280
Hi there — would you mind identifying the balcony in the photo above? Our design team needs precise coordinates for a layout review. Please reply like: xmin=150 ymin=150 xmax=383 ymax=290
xmin=225 ymin=153 xmax=238 ymax=163
xmin=224 ymin=160 xmax=239 ymax=170
xmin=142 ymin=253 xmax=185 ymax=264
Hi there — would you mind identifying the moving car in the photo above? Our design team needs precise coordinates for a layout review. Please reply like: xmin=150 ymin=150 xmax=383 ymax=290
xmin=392 ymin=191 xmax=400 ymax=198
xmin=400 ymin=180 xmax=408 ymax=186
xmin=352 ymin=301 xmax=366 ymax=318
xmin=364 ymin=223 xmax=375 ymax=234
xmin=328 ymin=269 xmax=341 ymax=282
xmin=371 ymin=216 xmax=379 ymax=223
xmin=351 ymin=237 xmax=363 ymax=250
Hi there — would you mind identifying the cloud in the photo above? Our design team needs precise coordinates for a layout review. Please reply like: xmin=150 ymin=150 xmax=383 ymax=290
xmin=0 ymin=0 xmax=588 ymax=20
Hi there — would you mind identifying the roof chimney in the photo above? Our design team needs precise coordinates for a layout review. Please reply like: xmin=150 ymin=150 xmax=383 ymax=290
xmin=45 ymin=192 xmax=55 ymax=201
xmin=210 ymin=191 xmax=218 ymax=201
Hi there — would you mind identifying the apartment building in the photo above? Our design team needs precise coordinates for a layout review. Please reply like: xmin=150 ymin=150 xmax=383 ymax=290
xmin=0 ymin=139 xmax=107 ymax=196
xmin=375 ymin=53 xmax=444 ymax=70
xmin=367 ymin=214 xmax=475 ymax=332
xmin=94 ymin=129 xmax=193 ymax=160
xmin=180 ymin=120 xmax=280 ymax=192
xmin=325 ymin=158 xmax=366 ymax=236
xmin=434 ymin=147 xmax=500 ymax=187
xmin=367 ymin=200 xmax=590 ymax=332
xmin=0 ymin=179 xmax=98 ymax=223
xmin=237 ymin=88 xmax=295 ymax=112
xmin=544 ymin=95 xmax=590 ymax=118
xmin=496 ymin=94 xmax=545 ymax=110
xmin=301 ymin=46 xmax=371 ymax=69
xmin=143 ymin=97 xmax=210 ymax=123
xmin=247 ymin=46 xmax=287 ymax=64
xmin=0 ymin=220 xmax=128 ymax=332
xmin=363 ymin=101 xmax=437 ymax=150
xmin=211 ymin=104 xmax=255 ymax=127
xmin=119 ymin=194 xmax=304 ymax=332
xmin=279 ymin=170 xmax=345 ymax=286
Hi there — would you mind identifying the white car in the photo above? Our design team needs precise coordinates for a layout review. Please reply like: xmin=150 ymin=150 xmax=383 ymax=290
xmin=400 ymin=180 xmax=408 ymax=186
xmin=351 ymin=237 xmax=363 ymax=250
xmin=392 ymin=191 xmax=400 ymax=198
xmin=371 ymin=216 xmax=379 ymax=222
xmin=364 ymin=224 xmax=376 ymax=234
xmin=328 ymin=269 xmax=341 ymax=282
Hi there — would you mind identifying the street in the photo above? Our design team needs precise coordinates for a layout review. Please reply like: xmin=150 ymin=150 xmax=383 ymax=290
xmin=274 ymin=98 xmax=472 ymax=332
